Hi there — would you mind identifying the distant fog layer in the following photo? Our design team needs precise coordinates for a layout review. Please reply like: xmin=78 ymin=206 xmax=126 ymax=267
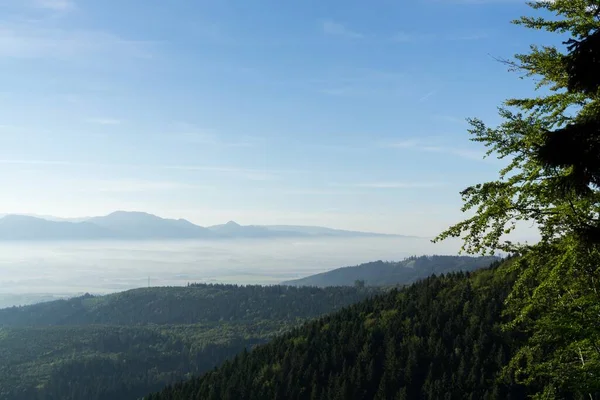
xmin=0 ymin=236 xmax=463 ymax=308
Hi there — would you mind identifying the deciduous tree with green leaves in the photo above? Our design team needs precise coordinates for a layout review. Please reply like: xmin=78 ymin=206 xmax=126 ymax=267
xmin=435 ymin=0 xmax=600 ymax=398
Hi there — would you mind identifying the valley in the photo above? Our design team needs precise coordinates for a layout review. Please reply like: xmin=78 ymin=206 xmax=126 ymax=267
xmin=0 ymin=236 xmax=462 ymax=308
xmin=0 ymin=255 xmax=494 ymax=400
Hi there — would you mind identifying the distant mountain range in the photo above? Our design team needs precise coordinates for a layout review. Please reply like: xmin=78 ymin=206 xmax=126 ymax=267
xmin=0 ymin=211 xmax=408 ymax=241
xmin=281 ymin=255 xmax=500 ymax=287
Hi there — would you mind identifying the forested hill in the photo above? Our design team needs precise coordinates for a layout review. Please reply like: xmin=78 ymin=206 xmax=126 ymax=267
xmin=148 ymin=260 xmax=537 ymax=400
xmin=0 ymin=284 xmax=374 ymax=400
xmin=282 ymin=255 xmax=498 ymax=287
xmin=0 ymin=284 xmax=373 ymax=327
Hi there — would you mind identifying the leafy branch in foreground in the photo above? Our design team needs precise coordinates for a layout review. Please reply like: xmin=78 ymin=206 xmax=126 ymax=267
xmin=435 ymin=0 xmax=600 ymax=398
xmin=434 ymin=0 xmax=600 ymax=255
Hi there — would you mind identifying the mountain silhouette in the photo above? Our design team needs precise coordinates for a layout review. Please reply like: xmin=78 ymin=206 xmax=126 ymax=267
xmin=0 ymin=211 xmax=406 ymax=241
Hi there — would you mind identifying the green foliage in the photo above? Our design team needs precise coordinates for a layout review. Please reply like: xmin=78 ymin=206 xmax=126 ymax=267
xmin=0 ymin=284 xmax=372 ymax=400
xmin=0 ymin=283 xmax=373 ymax=327
xmin=434 ymin=0 xmax=600 ymax=398
xmin=147 ymin=262 xmax=537 ymax=400
xmin=502 ymin=239 xmax=600 ymax=398
xmin=434 ymin=1 xmax=600 ymax=253
xmin=283 ymin=255 xmax=498 ymax=287
xmin=0 ymin=323 xmax=275 ymax=400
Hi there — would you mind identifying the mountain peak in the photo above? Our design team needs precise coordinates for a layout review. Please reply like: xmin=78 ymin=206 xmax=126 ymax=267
xmin=1 ymin=214 xmax=41 ymax=222
xmin=0 ymin=211 xmax=401 ymax=240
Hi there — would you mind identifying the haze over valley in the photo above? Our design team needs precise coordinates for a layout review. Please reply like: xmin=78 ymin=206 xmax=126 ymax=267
xmin=0 ymin=234 xmax=462 ymax=309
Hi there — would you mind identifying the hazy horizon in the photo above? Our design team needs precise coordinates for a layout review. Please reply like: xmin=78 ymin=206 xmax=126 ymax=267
xmin=0 ymin=0 xmax=543 ymax=305
xmin=0 ymin=236 xmax=469 ymax=308
xmin=0 ymin=210 xmax=419 ymax=236
xmin=0 ymin=0 xmax=545 ymax=238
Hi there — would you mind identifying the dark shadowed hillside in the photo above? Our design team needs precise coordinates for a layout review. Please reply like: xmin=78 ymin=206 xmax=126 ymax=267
xmin=0 ymin=284 xmax=373 ymax=400
xmin=282 ymin=255 xmax=498 ymax=287
xmin=148 ymin=260 xmax=542 ymax=400
xmin=0 ymin=284 xmax=373 ymax=328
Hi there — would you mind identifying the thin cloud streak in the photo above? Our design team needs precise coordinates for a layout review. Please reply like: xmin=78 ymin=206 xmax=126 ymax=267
xmin=0 ymin=159 xmax=75 ymax=166
xmin=0 ymin=159 xmax=286 ymax=181
xmin=170 ymin=132 xmax=259 ymax=148
xmin=385 ymin=138 xmax=487 ymax=161
xmin=421 ymin=145 xmax=484 ymax=160
xmin=314 ymin=68 xmax=412 ymax=98
xmin=32 ymin=0 xmax=74 ymax=10
xmin=322 ymin=20 xmax=364 ymax=39
xmin=386 ymin=139 xmax=419 ymax=148
xmin=86 ymin=118 xmax=122 ymax=125
xmin=419 ymin=90 xmax=437 ymax=103
xmin=0 ymin=21 xmax=156 ymax=61
xmin=162 ymin=122 xmax=261 ymax=148
xmin=391 ymin=31 xmax=488 ymax=43
xmin=391 ymin=32 xmax=436 ymax=43
xmin=82 ymin=179 xmax=209 ymax=193
xmin=351 ymin=182 xmax=445 ymax=189
xmin=163 ymin=165 xmax=279 ymax=181
xmin=283 ymin=189 xmax=362 ymax=196
xmin=331 ymin=181 xmax=446 ymax=189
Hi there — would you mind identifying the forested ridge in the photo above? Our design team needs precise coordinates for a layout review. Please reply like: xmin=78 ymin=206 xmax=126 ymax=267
xmin=0 ymin=284 xmax=373 ymax=327
xmin=149 ymin=260 xmax=532 ymax=400
xmin=0 ymin=323 xmax=272 ymax=400
xmin=0 ymin=284 xmax=373 ymax=400
xmin=282 ymin=255 xmax=498 ymax=287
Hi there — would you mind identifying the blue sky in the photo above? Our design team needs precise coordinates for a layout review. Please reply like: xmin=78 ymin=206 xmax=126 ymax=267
xmin=0 ymin=0 xmax=551 ymax=236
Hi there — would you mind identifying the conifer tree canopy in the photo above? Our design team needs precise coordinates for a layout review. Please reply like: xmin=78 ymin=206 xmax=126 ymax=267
xmin=436 ymin=1 xmax=600 ymax=398
xmin=566 ymin=28 xmax=600 ymax=94
xmin=435 ymin=0 xmax=600 ymax=251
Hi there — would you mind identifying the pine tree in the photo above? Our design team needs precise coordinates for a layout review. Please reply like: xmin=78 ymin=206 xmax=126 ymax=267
xmin=435 ymin=0 xmax=600 ymax=398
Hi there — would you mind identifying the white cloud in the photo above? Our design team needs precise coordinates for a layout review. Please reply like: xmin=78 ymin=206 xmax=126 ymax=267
xmin=391 ymin=31 xmax=488 ymax=43
xmin=314 ymin=68 xmax=411 ymax=98
xmin=0 ymin=21 xmax=154 ymax=61
xmin=0 ymin=159 xmax=75 ymax=166
xmin=391 ymin=32 xmax=435 ymax=43
xmin=86 ymin=118 xmax=122 ymax=125
xmin=160 ymin=122 xmax=261 ymax=148
xmin=283 ymin=189 xmax=360 ymax=196
xmin=319 ymin=87 xmax=353 ymax=96
xmin=172 ymin=132 xmax=258 ymax=148
xmin=350 ymin=182 xmax=445 ymax=189
xmin=163 ymin=165 xmax=279 ymax=181
xmin=419 ymin=90 xmax=437 ymax=103
xmin=449 ymin=33 xmax=489 ymax=41
xmin=421 ymin=145 xmax=485 ymax=160
xmin=386 ymin=138 xmax=487 ymax=161
xmin=0 ymin=159 xmax=284 ymax=181
xmin=386 ymin=139 xmax=419 ymax=148
xmin=392 ymin=32 xmax=413 ymax=43
xmin=322 ymin=20 xmax=364 ymax=39
xmin=32 ymin=0 xmax=74 ymax=11
xmin=85 ymin=179 xmax=207 ymax=193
